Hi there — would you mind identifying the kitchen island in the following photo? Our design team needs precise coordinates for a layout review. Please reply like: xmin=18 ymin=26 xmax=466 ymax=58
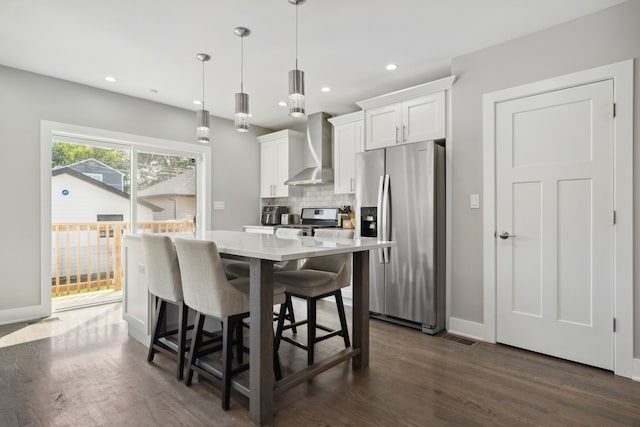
xmin=123 ymin=230 xmax=394 ymax=425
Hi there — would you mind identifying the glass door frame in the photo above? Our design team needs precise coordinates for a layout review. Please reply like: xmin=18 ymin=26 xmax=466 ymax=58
xmin=41 ymin=120 xmax=211 ymax=318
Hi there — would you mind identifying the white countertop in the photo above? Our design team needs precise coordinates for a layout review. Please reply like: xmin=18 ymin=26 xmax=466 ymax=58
xmin=125 ymin=230 xmax=394 ymax=262
xmin=243 ymin=225 xmax=276 ymax=229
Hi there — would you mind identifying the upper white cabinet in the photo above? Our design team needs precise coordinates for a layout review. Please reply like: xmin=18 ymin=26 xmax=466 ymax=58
xmin=258 ymin=130 xmax=303 ymax=198
xmin=328 ymin=111 xmax=364 ymax=194
xmin=357 ymin=76 xmax=455 ymax=151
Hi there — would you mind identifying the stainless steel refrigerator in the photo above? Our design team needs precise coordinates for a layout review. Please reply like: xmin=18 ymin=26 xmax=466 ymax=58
xmin=355 ymin=140 xmax=445 ymax=334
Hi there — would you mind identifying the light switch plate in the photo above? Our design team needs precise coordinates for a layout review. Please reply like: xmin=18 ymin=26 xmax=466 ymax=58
xmin=213 ymin=201 xmax=225 ymax=210
xmin=470 ymin=194 xmax=480 ymax=209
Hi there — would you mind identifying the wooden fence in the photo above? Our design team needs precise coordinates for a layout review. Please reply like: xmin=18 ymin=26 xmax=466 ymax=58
xmin=51 ymin=220 xmax=194 ymax=297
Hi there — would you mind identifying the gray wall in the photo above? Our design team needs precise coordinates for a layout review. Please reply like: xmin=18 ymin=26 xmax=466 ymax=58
xmin=449 ymin=1 xmax=640 ymax=353
xmin=0 ymin=65 xmax=263 ymax=311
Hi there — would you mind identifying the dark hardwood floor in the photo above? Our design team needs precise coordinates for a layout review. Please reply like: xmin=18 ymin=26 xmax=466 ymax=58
xmin=1 ymin=301 xmax=639 ymax=426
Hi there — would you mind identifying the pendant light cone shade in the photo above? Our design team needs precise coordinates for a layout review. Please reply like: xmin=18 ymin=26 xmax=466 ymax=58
xmin=234 ymin=92 xmax=249 ymax=132
xmin=196 ymin=53 xmax=211 ymax=143
xmin=234 ymin=27 xmax=251 ymax=132
xmin=196 ymin=109 xmax=210 ymax=142
xmin=288 ymin=0 xmax=306 ymax=118
xmin=288 ymin=69 xmax=305 ymax=117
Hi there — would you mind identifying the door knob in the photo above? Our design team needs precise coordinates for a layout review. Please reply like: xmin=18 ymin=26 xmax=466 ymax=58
xmin=498 ymin=231 xmax=516 ymax=240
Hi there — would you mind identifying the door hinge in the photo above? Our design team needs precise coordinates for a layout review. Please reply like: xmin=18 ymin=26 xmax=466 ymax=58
xmin=613 ymin=318 xmax=617 ymax=332
xmin=613 ymin=103 xmax=616 ymax=118
xmin=613 ymin=210 xmax=617 ymax=225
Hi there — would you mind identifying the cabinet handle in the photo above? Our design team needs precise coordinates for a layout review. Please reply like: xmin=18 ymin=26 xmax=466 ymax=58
xmin=402 ymin=125 xmax=407 ymax=142
xmin=395 ymin=126 xmax=400 ymax=144
xmin=350 ymin=178 xmax=354 ymax=192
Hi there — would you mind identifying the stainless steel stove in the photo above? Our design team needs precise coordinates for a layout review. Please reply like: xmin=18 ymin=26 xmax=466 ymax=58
xmin=276 ymin=207 xmax=340 ymax=236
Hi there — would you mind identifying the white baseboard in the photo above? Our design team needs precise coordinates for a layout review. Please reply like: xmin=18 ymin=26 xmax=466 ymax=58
xmin=448 ymin=317 xmax=485 ymax=341
xmin=0 ymin=305 xmax=48 ymax=326
xmin=633 ymin=358 xmax=640 ymax=382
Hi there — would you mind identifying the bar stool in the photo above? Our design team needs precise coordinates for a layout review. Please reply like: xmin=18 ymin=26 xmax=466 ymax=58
xmin=224 ymin=227 xmax=302 ymax=332
xmin=142 ymin=234 xmax=190 ymax=380
xmin=174 ymin=238 xmax=287 ymax=410
xmin=274 ymin=229 xmax=354 ymax=366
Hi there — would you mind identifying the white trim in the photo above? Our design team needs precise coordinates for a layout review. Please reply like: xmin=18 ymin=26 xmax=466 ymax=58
xmin=0 ymin=305 xmax=50 ymax=326
xmin=256 ymin=129 xmax=304 ymax=143
xmin=327 ymin=111 xmax=364 ymax=126
xmin=448 ymin=317 xmax=485 ymax=342
xmin=482 ymin=60 xmax=634 ymax=378
xmin=356 ymin=76 xmax=456 ymax=110
xmin=36 ymin=120 xmax=211 ymax=326
xmin=445 ymin=81 xmax=454 ymax=331
xmin=633 ymin=358 xmax=640 ymax=382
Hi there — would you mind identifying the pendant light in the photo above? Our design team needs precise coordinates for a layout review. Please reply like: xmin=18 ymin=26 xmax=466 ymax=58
xmin=196 ymin=53 xmax=211 ymax=143
xmin=234 ymin=27 xmax=251 ymax=132
xmin=288 ymin=0 xmax=306 ymax=118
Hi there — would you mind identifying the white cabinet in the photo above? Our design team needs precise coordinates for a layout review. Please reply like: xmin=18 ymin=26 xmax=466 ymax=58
xmin=365 ymin=91 xmax=445 ymax=150
xmin=357 ymin=76 xmax=455 ymax=151
xmin=365 ymin=103 xmax=402 ymax=150
xmin=258 ymin=130 xmax=303 ymax=198
xmin=328 ymin=111 xmax=364 ymax=194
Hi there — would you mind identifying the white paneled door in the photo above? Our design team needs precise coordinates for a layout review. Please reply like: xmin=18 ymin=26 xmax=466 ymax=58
xmin=496 ymin=79 xmax=614 ymax=370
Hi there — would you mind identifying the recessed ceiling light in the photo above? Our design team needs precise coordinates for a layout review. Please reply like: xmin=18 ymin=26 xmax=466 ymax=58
xmin=321 ymin=86 xmax=331 ymax=93
xmin=278 ymin=101 xmax=287 ymax=107
xmin=385 ymin=64 xmax=398 ymax=71
xmin=193 ymin=100 xmax=202 ymax=105
xmin=149 ymin=89 xmax=158 ymax=94
xmin=104 ymin=76 xmax=117 ymax=82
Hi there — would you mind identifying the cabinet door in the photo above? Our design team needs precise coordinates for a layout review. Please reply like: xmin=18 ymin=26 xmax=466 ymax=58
xmin=402 ymin=91 xmax=446 ymax=144
xmin=274 ymin=138 xmax=290 ymax=197
xmin=260 ymin=141 xmax=275 ymax=197
xmin=365 ymin=102 xmax=401 ymax=150
xmin=334 ymin=122 xmax=356 ymax=194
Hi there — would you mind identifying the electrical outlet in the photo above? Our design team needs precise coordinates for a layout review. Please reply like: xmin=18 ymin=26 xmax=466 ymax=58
xmin=213 ymin=201 xmax=225 ymax=210
xmin=470 ymin=194 xmax=480 ymax=209
xmin=138 ymin=264 xmax=145 ymax=274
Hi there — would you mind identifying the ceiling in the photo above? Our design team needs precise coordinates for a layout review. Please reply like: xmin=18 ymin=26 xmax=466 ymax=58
xmin=0 ymin=0 xmax=626 ymax=130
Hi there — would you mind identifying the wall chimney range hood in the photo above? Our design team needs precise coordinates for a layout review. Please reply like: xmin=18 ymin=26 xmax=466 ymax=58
xmin=284 ymin=112 xmax=334 ymax=186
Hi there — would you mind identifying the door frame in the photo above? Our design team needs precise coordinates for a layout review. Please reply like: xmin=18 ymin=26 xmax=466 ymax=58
xmin=39 ymin=120 xmax=211 ymax=321
xmin=482 ymin=60 xmax=634 ymax=377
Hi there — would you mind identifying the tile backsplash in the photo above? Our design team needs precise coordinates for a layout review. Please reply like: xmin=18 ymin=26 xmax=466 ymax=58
xmin=263 ymin=184 xmax=355 ymax=216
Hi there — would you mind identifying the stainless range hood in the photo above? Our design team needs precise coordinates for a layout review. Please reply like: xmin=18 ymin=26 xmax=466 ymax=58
xmin=284 ymin=112 xmax=334 ymax=186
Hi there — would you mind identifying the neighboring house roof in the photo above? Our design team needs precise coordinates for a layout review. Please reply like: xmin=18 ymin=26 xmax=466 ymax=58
xmin=67 ymin=158 xmax=124 ymax=177
xmin=137 ymin=169 xmax=195 ymax=197
xmin=52 ymin=167 xmax=163 ymax=212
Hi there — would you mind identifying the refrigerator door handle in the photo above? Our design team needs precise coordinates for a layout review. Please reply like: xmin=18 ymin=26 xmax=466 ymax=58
xmin=382 ymin=174 xmax=391 ymax=263
xmin=377 ymin=175 xmax=384 ymax=264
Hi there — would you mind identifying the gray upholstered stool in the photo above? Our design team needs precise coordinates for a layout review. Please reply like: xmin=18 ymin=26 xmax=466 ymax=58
xmin=274 ymin=229 xmax=354 ymax=366
xmin=142 ymin=234 xmax=190 ymax=380
xmin=174 ymin=238 xmax=286 ymax=410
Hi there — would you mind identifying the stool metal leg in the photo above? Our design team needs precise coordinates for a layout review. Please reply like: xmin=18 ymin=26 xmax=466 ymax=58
xmin=185 ymin=312 xmax=204 ymax=386
xmin=176 ymin=301 xmax=188 ymax=380
xmin=307 ymin=298 xmax=317 ymax=366
xmin=335 ymin=291 xmax=351 ymax=348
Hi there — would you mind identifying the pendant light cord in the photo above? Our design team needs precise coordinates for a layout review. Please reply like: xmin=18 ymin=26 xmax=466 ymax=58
xmin=240 ymin=35 xmax=244 ymax=93
xmin=201 ymin=59 xmax=205 ymax=110
xmin=295 ymin=2 xmax=299 ymax=71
